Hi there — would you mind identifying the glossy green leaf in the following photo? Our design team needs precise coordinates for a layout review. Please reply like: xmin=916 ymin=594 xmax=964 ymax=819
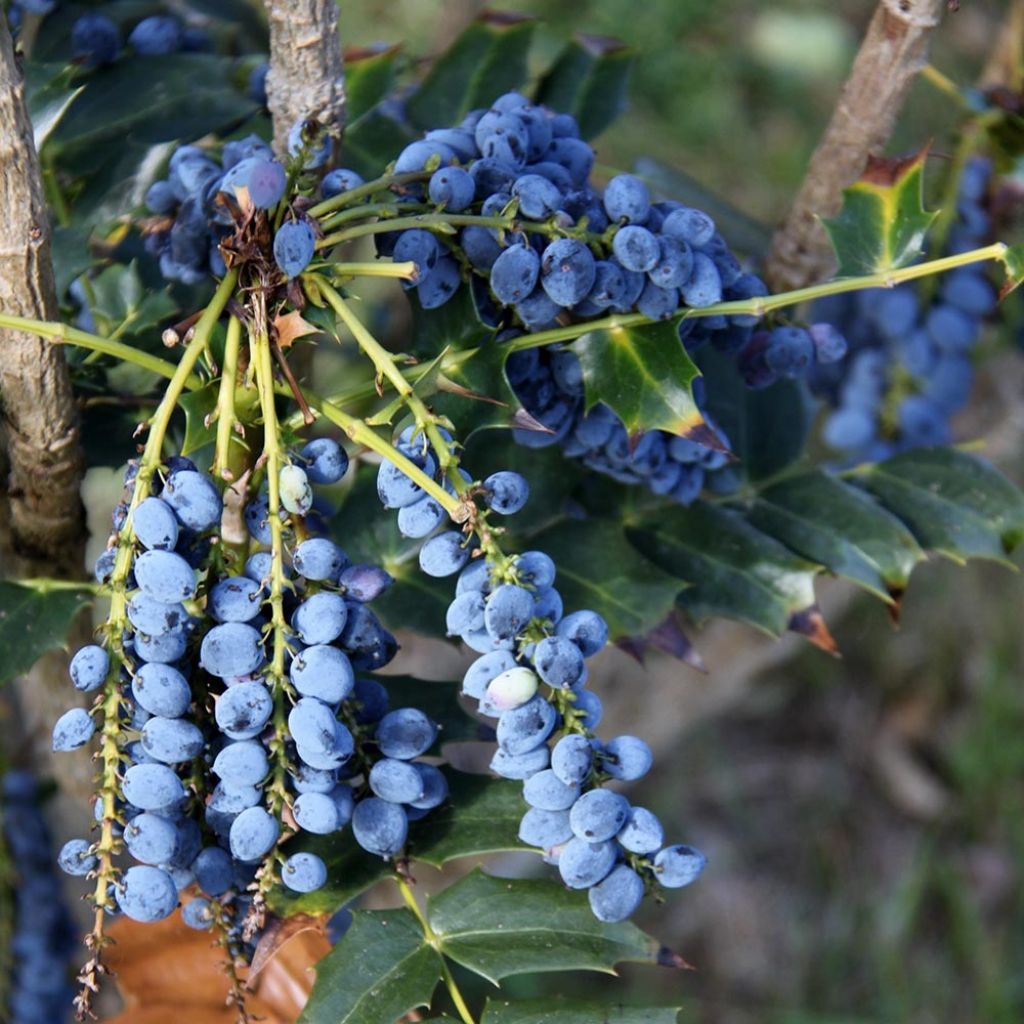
xmin=857 ymin=448 xmax=1024 ymax=565
xmin=534 ymin=34 xmax=634 ymax=140
xmin=406 ymin=12 xmax=537 ymax=129
xmin=344 ymin=43 xmax=403 ymax=122
xmin=822 ymin=149 xmax=937 ymax=277
xmin=86 ymin=262 xmax=177 ymax=339
xmin=572 ymin=319 xmax=711 ymax=443
xmin=528 ymin=518 xmax=681 ymax=639
xmin=49 ymin=54 xmax=257 ymax=155
xmin=998 ymin=242 xmax=1024 ymax=297
xmin=178 ymin=384 xmax=220 ymax=457
xmin=695 ymin=346 xmax=811 ymax=483
xmin=627 ymin=502 xmax=824 ymax=641
xmin=428 ymin=870 xmax=664 ymax=984
xmin=0 ymin=582 xmax=93 ymax=686
xmin=270 ymin=773 xmax=524 ymax=916
xmin=483 ymin=999 xmax=681 ymax=1024
xmin=299 ymin=908 xmax=442 ymax=1024
xmin=25 ymin=63 xmax=83 ymax=151
xmin=748 ymin=470 xmax=924 ymax=602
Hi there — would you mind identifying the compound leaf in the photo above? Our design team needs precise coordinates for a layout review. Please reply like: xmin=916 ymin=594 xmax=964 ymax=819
xmin=0 ymin=582 xmax=93 ymax=686
xmin=749 ymin=470 xmax=924 ymax=603
xmin=428 ymin=870 xmax=664 ymax=984
xmin=627 ymin=502 xmax=828 ymax=644
xmin=857 ymin=447 xmax=1024 ymax=565
xmin=299 ymin=908 xmax=441 ymax=1024
xmin=822 ymin=148 xmax=937 ymax=277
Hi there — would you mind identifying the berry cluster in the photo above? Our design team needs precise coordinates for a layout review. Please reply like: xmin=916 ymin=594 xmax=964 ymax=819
xmin=811 ymin=158 xmax=995 ymax=460
xmin=69 ymin=11 xmax=211 ymax=69
xmin=378 ymin=433 xmax=706 ymax=921
xmin=1 ymin=771 xmax=76 ymax=1024
xmin=142 ymin=136 xmax=287 ymax=285
xmin=52 ymin=436 xmax=446 ymax=941
xmin=368 ymin=92 xmax=847 ymax=503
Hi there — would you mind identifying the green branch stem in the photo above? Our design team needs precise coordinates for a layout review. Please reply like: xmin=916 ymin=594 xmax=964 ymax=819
xmin=317 ymin=280 xmax=464 ymax=483
xmin=396 ymin=877 xmax=476 ymax=1024
xmin=506 ymin=242 xmax=1012 ymax=352
xmin=214 ymin=314 xmax=243 ymax=479
xmin=0 ymin=312 xmax=198 ymax=386
xmin=329 ymin=260 xmax=417 ymax=281
xmin=249 ymin=307 xmax=295 ymax=917
xmin=306 ymin=169 xmax=433 ymax=220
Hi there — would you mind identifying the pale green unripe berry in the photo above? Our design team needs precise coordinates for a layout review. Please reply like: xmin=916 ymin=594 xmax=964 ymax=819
xmin=279 ymin=464 xmax=313 ymax=515
xmin=485 ymin=667 xmax=539 ymax=712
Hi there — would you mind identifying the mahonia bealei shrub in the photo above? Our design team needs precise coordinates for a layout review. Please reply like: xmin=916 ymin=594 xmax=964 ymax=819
xmin=1 ymin=771 xmax=77 ymax=1024
xmin=51 ymin=438 xmax=449 ymax=942
xmin=810 ymin=157 xmax=996 ymax=461
xmin=378 ymin=428 xmax=706 ymax=921
xmin=374 ymin=92 xmax=848 ymax=502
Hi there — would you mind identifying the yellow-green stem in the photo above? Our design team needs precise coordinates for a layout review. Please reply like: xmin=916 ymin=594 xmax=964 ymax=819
xmin=330 ymin=260 xmax=417 ymax=281
xmin=506 ymin=242 xmax=1011 ymax=352
xmin=318 ymin=281 xmax=464 ymax=483
xmin=250 ymin=304 xmax=296 ymax=908
xmin=0 ymin=313 xmax=199 ymax=386
xmin=396 ymin=877 xmax=476 ymax=1024
xmin=306 ymin=170 xmax=432 ymax=219
xmin=214 ymin=315 xmax=243 ymax=479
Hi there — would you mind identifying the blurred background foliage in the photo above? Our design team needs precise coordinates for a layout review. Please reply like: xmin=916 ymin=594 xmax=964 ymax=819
xmin=321 ymin=3 xmax=1024 ymax=1022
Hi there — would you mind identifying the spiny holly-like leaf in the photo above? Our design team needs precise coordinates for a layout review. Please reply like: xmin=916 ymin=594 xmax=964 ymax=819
xmin=695 ymin=346 xmax=811 ymax=483
xmin=25 ymin=63 xmax=83 ymax=151
xmin=535 ymin=34 xmax=634 ymax=140
xmin=822 ymin=147 xmax=938 ymax=277
xmin=179 ymin=384 xmax=220 ymax=457
xmin=998 ymin=242 xmax=1024 ymax=299
xmin=428 ymin=870 xmax=666 ymax=984
xmin=627 ymin=503 xmax=831 ymax=647
xmin=298 ymin=908 xmax=442 ymax=1024
xmin=857 ymin=447 xmax=1024 ymax=565
xmin=86 ymin=261 xmax=177 ymax=339
xmin=572 ymin=319 xmax=716 ymax=445
xmin=0 ymin=582 xmax=93 ymax=686
xmin=748 ymin=470 xmax=925 ymax=604
xmin=344 ymin=43 xmax=403 ymax=122
xmin=406 ymin=11 xmax=537 ymax=129
xmin=269 ymin=773 xmax=524 ymax=916
xmin=432 ymin=346 xmax=524 ymax=439
xmin=528 ymin=518 xmax=681 ymax=640
xmin=482 ymin=999 xmax=681 ymax=1024
xmin=49 ymin=54 xmax=257 ymax=156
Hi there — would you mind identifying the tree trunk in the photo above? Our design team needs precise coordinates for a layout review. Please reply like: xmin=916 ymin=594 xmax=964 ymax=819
xmin=765 ymin=0 xmax=946 ymax=292
xmin=0 ymin=14 xmax=86 ymax=575
xmin=0 ymin=14 xmax=92 ymax=812
xmin=263 ymin=0 xmax=346 ymax=157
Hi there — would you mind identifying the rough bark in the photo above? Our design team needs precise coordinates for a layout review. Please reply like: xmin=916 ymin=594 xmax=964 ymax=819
xmin=0 ymin=14 xmax=86 ymax=576
xmin=264 ymin=0 xmax=346 ymax=156
xmin=765 ymin=0 xmax=946 ymax=292
xmin=0 ymin=15 xmax=93 ymax=814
